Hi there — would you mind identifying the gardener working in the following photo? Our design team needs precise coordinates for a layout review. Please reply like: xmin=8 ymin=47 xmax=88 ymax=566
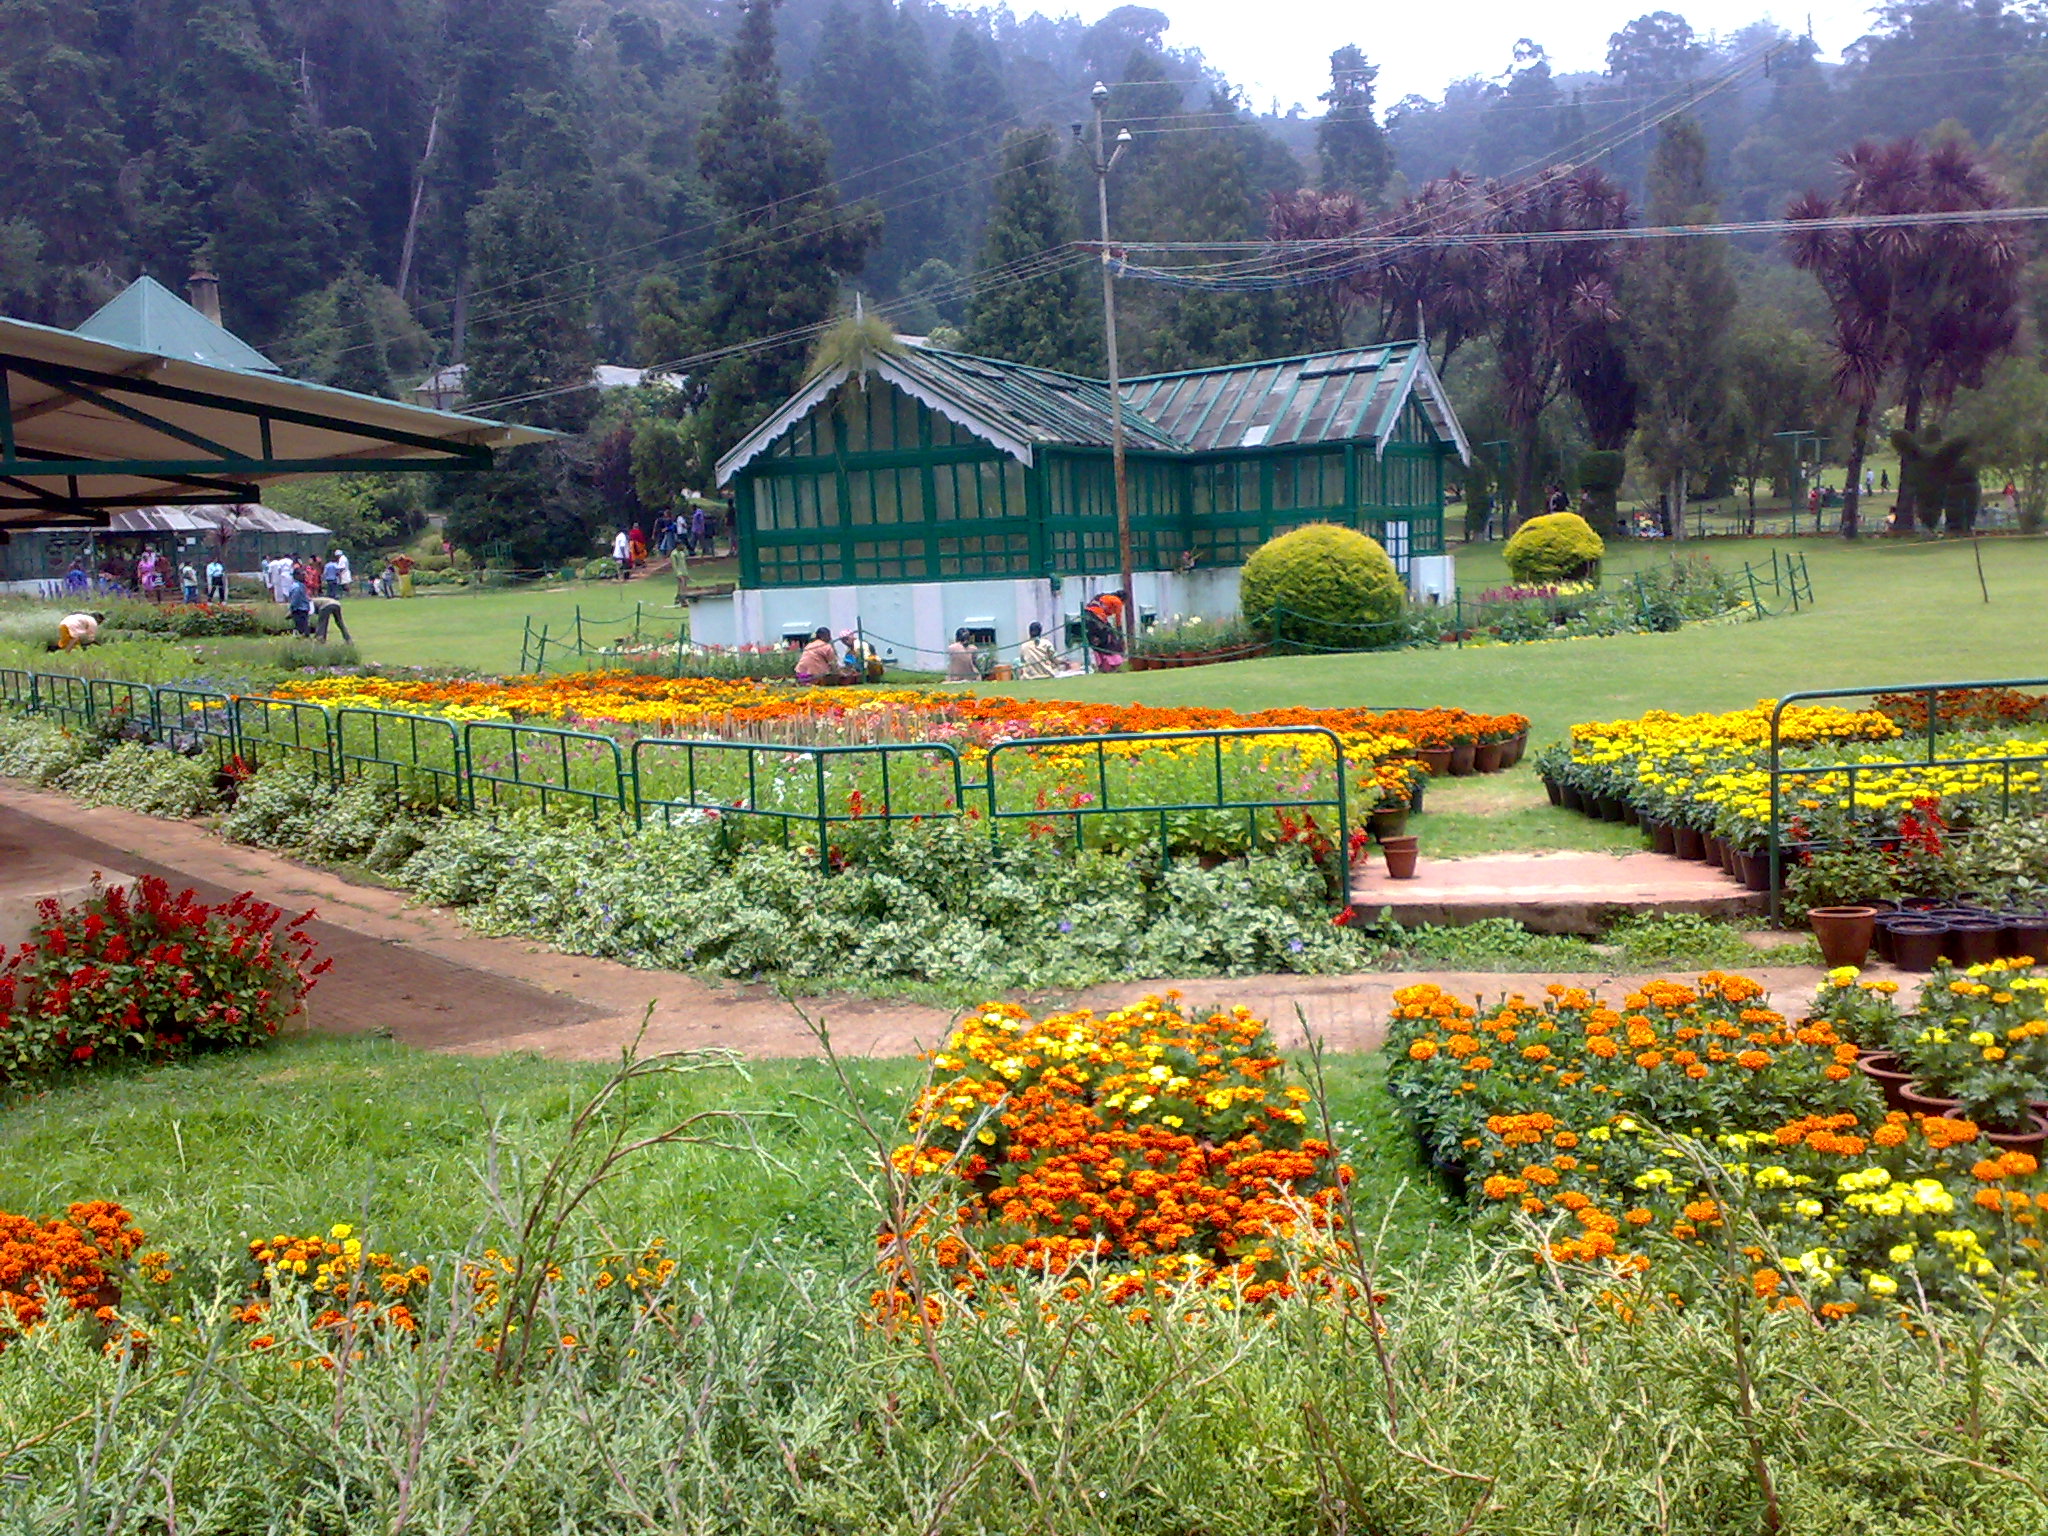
xmin=795 ymin=626 xmax=840 ymax=684
xmin=310 ymin=594 xmax=352 ymax=644
xmin=51 ymin=611 xmax=106 ymax=651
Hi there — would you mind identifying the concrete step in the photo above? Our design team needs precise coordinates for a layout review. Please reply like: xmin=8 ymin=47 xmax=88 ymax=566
xmin=1350 ymin=850 xmax=1763 ymax=934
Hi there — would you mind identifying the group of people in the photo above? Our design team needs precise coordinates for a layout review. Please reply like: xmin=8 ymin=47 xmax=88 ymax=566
xmin=795 ymin=627 xmax=883 ymax=685
xmin=62 ymin=548 xmax=227 ymax=601
xmin=260 ymin=550 xmax=378 ymax=642
xmin=612 ymin=506 xmax=715 ymax=580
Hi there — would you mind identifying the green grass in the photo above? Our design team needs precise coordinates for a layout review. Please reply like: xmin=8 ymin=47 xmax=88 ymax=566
xmin=990 ymin=535 xmax=2048 ymax=744
xmin=334 ymin=560 xmax=737 ymax=674
xmin=0 ymin=1034 xmax=1446 ymax=1264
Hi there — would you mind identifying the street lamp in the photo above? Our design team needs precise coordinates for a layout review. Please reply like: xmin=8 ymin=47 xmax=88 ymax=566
xmin=1081 ymin=82 xmax=1136 ymax=653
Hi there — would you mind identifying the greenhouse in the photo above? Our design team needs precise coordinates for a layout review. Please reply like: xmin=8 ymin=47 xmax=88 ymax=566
xmin=699 ymin=338 xmax=1467 ymax=659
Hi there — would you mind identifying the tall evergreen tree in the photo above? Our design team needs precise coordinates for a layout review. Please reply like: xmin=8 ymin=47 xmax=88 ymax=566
xmin=443 ymin=96 xmax=605 ymax=569
xmin=939 ymin=22 xmax=1014 ymax=257
xmin=666 ymin=0 xmax=879 ymax=459
xmin=963 ymin=126 xmax=1097 ymax=371
xmin=0 ymin=0 xmax=128 ymax=321
xmin=1625 ymin=117 xmax=1735 ymax=539
xmin=1317 ymin=46 xmax=1391 ymax=204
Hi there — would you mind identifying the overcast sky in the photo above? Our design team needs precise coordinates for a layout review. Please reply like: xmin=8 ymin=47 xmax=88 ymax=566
xmin=1075 ymin=0 xmax=1885 ymax=111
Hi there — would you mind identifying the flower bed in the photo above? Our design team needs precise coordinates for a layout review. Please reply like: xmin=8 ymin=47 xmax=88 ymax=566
xmin=882 ymin=996 xmax=1350 ymax=1316
xmin=1384 ymin=969 xmax=2048 ymax=1313
xmin=0 ymin=877 xmax=328 ymax=1085
xmin=1538 ymin=695 xmax=2048 ymax=911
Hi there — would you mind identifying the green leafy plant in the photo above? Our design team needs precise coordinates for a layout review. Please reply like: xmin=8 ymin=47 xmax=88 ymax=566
xmin=0 ymin=876 xmax=328 ymax=1084
xmin=1503 ymin=511 xmax=1604 ymax=585
xmin=1240 ymin=523 xmax=1406 ymax=652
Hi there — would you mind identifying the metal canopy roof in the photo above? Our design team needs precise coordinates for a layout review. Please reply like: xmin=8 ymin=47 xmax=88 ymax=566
xmin=1121 ymin=341 xmax=1471 ymax=460
xmin=74 ymin=278 xmax=283 ymax=374
xmin=0 ymin=280 xmax=554 ymax=530
xmin=717 ymin=338 xmax=1468 ymax=486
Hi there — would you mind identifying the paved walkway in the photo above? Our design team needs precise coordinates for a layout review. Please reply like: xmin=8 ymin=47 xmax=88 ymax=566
xmin=0 ymin=783 xmax=1854 ymax=1063
xmin=1353 ymin=849 xmax=1763 ymax=932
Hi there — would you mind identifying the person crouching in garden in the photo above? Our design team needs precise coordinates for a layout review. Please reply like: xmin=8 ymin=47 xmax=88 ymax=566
xmin=310 ymin=594 xmax=352 ymax=644
xmin=50 ymin=611 xmax=106 ymax=651
xmin=795 ymin=627 xmax=840 ymax=684
xmin=1082 ymin=593 xmax=1126 ymax=671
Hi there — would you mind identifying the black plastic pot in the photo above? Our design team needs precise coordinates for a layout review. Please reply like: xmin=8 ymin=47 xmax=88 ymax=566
xmin=1888 ymin=919 xmax=1949 ymax=973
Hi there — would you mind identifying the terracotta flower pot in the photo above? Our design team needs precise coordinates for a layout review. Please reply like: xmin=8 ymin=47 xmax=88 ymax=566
xmin=1505 ymin=731 xmax=1528 ymax=766
xmin=1808 ymin=905 xmax=1878 ymax=970
xmin=1369 ymin=807 xmax=1410 ymax=842
xmin=1887 ymin=919 xmax=1948 ymax=973
xmin=1473 ymin=740 xmax=1505 ymax=773
xmin=1380 ymin=834 xmax=1420 ymax=880
xmin=1900 ymin=1081 xmax=1963 ymax=1120
xmin=1673 ymin=825 xmax=1705 ymax=861
xmin=1856 ymin=1051 xmax=1917 ymax=1113
xmin=1648 ymin=821 xmax=1676 ymax=855
xmin=1984 ymin=1111 xmax=2048 ymax=1162
xmin=1448 ymin=742 xmax=1477 ymax=776
xmin=1419 ymin=746 xmax=1453 ymax=777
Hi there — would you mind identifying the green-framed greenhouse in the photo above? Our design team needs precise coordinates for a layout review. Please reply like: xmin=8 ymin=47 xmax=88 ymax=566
xmin=697 ymin=338 xmax=1468 ymax=659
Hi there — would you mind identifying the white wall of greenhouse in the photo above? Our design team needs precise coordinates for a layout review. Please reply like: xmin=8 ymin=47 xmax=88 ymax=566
xmin=687 ymin=556 xmax=1458 ymax=666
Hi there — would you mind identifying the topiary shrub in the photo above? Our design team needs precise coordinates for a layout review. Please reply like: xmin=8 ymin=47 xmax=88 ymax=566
xmin=1239 ymin=523 xmax=1406 ymax=651
xmin=1504 ymin=512 xmax=1605 ymax=586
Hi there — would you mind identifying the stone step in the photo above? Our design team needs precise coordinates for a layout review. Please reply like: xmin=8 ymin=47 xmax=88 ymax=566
xmin=1349 ymin=850 xmax=1764 ymax=935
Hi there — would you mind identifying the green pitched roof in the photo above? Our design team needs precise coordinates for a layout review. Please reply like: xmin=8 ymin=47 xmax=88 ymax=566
xmin=73 ymin=277 xmax=281 ymax=374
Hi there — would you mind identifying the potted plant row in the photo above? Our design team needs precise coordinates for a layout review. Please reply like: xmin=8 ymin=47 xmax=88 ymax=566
xmin=1836 ymin=963 xmax=2048 ymax=1157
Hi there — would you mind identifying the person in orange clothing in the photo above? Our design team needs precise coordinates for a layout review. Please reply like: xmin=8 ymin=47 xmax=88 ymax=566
xmin=1082 ymin=592 xmax=1126 ymax=671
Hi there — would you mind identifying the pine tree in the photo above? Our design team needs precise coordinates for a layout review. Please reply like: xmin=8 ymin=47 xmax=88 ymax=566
xmin=1137 ymin=89 xmax=1277 ymax=370
xmin=670 ymin=0 xmax=879 ymax=460
xmin=0 ymin=0 xmax=128 ymax=321
xmin=443 ymin=98 xmax=605 ymax=569
xmin=939 ymin=22 xmax=1014 ymax=259
xmin=1626 ymin=117 xmax=1736 ymax=539
xmin=1317 ymin=46 xmax=1391 ymax=204
xmin=963 ymin=126 xmax=1097 ymax=372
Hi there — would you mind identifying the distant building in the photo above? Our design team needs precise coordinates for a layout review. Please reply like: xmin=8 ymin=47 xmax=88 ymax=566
xmin=411 ymin=363 xmax=671 ymax=412
xmin=0 ymin=504 xmax=333 ymax=593
xmin=694 ymin=339 xmax=1466 ymax=656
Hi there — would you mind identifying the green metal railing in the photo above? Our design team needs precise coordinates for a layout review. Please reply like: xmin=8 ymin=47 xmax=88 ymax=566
xmin=0 ymin=669 xmax=1376 ymax=895
xmin=462 ymin=720 xmax=628 ymax=821
xmin=982 ymin=726 xmax=1352 ymax=873
xmin=233 ymin=696 xmax=339 ymax=775
xmin=1765 ymin=675 xmax=2048 ymax=920
xmin=335 ymin=707 xmax=467 ymax=806
xmin=157 ymin=685 xmax=237 ymax=767
xmin=632 ymin=737 xmax=970 ymax=870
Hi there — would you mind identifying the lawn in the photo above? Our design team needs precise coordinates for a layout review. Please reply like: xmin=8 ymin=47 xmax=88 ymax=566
xmin=995 ymin=535 xmax=2048 ymax=742
xmin=342 ymin=563 xmax=725 ymax=673
xmin=0 ymin=1031 xmax=1441 ymax=1266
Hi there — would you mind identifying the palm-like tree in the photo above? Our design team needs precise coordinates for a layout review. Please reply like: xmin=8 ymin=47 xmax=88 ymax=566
xmin=1785 ymin=137 xmax=2023 ymax=537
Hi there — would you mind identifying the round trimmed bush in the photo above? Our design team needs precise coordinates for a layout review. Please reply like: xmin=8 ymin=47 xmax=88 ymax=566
xmin=1504 ymin=512 xmax=1605 ymax=586
xmin=1239 ymin=523 xmax=1406 ymax=651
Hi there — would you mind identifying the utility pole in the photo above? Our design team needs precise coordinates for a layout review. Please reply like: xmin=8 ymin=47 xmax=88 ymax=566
xmin=1083 ymin=83 xmax=1136 ymax=654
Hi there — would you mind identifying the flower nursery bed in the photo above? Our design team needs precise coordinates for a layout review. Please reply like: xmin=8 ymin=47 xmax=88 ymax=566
xmin=1386 ymin=963 xmax=2048 ymax=1314
xmin=1534 ymin=691 xmax=2048 ymax=937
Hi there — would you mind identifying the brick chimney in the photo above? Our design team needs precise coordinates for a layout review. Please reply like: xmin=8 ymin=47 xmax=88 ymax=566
xmin=188 ymin=265 xmax=222 ymax=325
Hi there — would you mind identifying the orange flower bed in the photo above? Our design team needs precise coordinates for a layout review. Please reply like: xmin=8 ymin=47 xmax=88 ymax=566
xmin=0 ymin=1201 xmax=148 ymax=1345
xmin=881 ymin=996 xmax=1353 ymax=1318
xmin=272 ymin=671 xmax=1523 ymax=753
